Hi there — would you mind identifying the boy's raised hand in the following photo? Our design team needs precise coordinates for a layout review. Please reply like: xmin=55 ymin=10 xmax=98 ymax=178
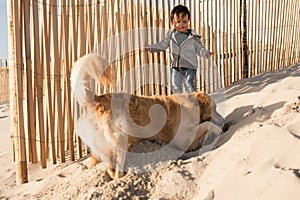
xmin=201 ymin=51 xmax=214 ymax=59
xmin=206 ymin=51 xmax=214 ymax=57
xmin=144 ymin=41 xmax=150 ymax=51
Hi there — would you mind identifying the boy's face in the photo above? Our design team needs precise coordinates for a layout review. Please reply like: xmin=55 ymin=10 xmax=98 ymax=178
xmin=172 ymin=13 xmax=190 ymax=32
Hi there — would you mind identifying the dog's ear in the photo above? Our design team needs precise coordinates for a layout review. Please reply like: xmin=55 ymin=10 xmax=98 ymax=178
xmin=196 ymin=93 xmax=213 ymax=122
xmin=198 ymin=94 xmax=224 ymax=127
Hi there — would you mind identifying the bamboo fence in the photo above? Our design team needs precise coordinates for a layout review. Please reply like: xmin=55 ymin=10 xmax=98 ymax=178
xmin=6 ymin=0 xmax=300 ymax=184
xmin=0 ymin=67 xmax=9 ymax=102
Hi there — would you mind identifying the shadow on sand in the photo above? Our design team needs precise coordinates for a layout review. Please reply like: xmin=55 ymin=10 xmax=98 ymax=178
xmin=215 ymin=101 xmax=286 ymax=148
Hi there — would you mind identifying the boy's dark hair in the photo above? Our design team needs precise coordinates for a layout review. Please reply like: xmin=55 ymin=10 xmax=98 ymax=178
xmin=170 ymin=5 xmax=191 ymax=21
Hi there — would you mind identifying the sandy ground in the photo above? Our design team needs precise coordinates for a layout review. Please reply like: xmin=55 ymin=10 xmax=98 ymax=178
xmin=0 ymin=64 xmax=300 ymax=200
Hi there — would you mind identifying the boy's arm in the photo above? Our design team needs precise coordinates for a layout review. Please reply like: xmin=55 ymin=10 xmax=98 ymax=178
xmin=144 ymin=30 xmax=172 ymax=53
xmin=194 ymin=38 xmax=213 ymax=58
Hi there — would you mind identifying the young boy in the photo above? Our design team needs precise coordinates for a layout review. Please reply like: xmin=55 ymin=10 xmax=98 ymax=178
xmin=145 ymin=5 xmax=212 ymax=93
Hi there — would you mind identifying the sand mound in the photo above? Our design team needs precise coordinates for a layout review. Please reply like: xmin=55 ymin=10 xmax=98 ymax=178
xmin=1 ymin=64 xmax=300 ymax=199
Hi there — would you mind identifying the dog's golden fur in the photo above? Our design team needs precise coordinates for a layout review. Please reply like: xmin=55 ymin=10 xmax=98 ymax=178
xmin=71 ymin=54 xmax=224 ymax=180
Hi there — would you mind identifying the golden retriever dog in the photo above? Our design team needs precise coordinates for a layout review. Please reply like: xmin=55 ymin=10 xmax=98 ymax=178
xmin=71 ymin=53 xmax=224 ymax=180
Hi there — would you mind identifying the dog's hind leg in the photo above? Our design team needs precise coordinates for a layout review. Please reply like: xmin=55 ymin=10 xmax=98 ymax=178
xmin=113 ymin=134 xmax=127 ymax=179
xmin=104 ymin=150 xmax=118 ymax=179
xmin=104 ymin=134 xmax=128 ymax=180
xmin=113 ymin=152 xmax=125 ymax=179
xmin=106 ymin=150 xmax=125 ymax=180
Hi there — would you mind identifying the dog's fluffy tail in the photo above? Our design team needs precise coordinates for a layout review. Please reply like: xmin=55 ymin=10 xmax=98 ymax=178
xmin=71 ymin=53 xmax=113 ymax=162
xmin=71 ymin=53 xmax=113 ymax=107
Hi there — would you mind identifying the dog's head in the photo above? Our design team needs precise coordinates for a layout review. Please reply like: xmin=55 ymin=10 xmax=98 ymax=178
xmin=194 ymin=92 xmax=224 ymax=127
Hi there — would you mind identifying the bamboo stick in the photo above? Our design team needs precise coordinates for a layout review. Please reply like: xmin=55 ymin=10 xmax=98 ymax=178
xmin=98 ymin=1 xmax=103 ymax=53
xmin=277 ymin=2 xmax=284 ymax=69
xmin=23 ymin=0 xmax=38 ymax=164
xmin=289 ymin=0 xmax=297 ymax=64
xmin=22 ymin=0 xmax=32 ymax=163
xmin=199 ymin=1 xmax=205 ymax=90
xmin=219 ymin=0 xmax=225 ymax=89
xmin=71 ymin=0 xmax=83 ymax=159
xmin=60 ymin=0 xmax=66 ymax=158
xmin=166 ymin=0 xmax=172 ymax=95
xmin=108 ymin=0 xmax=114 ymax=63
xmin=141 ymin=0 xmax=152 ymax=95
xmin=137 ymin=0 xmax=150 ymax=94
xmin=203 ymin=0 xmax=209 ymax=93
xmin=8 ymin=0 xmax=28 ymax=185
xmin=251 ymin=0 xmax=256 ymax=76
xmin=223 ymin=0 xmax=229 ymax=86
xmin=160 ymin=0 xmax=168 ymax=95
xmin=282 ymin=0 xmax=289 ymax=66
xmin=16 ymin=0 xmax=27 ymax=184
xmin=273 ymin=0 xmax=279 ymax=69
xmin=280 ymin=0 xmax=288 ymax=67
xmin=277 ymin=0 xmax=285 ymax=68
xmin=290 ymin=0 xmax=296 ymax=63
xmin=79 ymin=0 xmax=86 ymax=57
xmin=256 ymin=0 xmax=262 ymax=73
xmin=205 ymin=0 xmax=210 ymax=50
xmin=266 ymin=0 xmax=272 ymax=70
xmin=122 ymin=0 xmax=132 ymax=93
xmin=241 ymin=0 xmax=248 ymax=78
xmin=257 ymin=1 xmax=262 ymax=74
xmin=71 ymin=0 xmax=78 ymax=62
xmin=51 ymin=0 xmax=65 ymax=163
xmin=151 ymin=4 xmax=157 ymax=95
xmin=233 ymin=0 xmax=239 ymax=81
xmin=115 ymin=0 xmax=123 ymax=93
xmin=101 ymin=2 xmax=108 ymax=43
xmin=125 ymin=8 xmax=132 ymax=90
xmin=42 ymin=0 xmax=56 ymax=164
xmin=285 ymin=0 xmax=292 ymax=66
xmin=131 ymin=2 xmax=139 ymax=94
xmin=265 ymin=0 xmax=271 ymax=71
xmin=39 ymin=8 xmax=48 ymax=159
xmin=195 ymin=0 xmax=202 ymax=91
xmin=227 ymin=0 xmax=232 ymax=83
xmin=296 ymin=0 xmax=300 ymax=63
xmin=212 ymin=0 xmax=218 ymax=91
xmin=154 ymin=0 xmax=161 ymax=95
xmin=124 ymin=1 xmax=132 ymax=94
xmin=249 ymin=0 xmax=256 ymax=75
xmin=94 ymin=0 xmax=100 ymax=53
xmin=87 ymin=0 xmax=93 ymax=53
xmin=138 ymin=1 xmax=144 ymax=95
xmin=249 ymin=0 xmax=254 ymax=75
xmin=146 ymin=1 xmax=154 ymax=95
xmin=33 ymin=0 xmax=46 ymax=168
xmin=62 ymin=0 xmax=75 ymax=162
xmin=291 ymin=0 xmax=300 ymax=63
xmin=137 ymin=2 xmax=144 ymax=95
xmin=247 ymin=0 xmax=252 ymax=75
xmin=260 ymin=0 xmax=266 ymax=71
xmin=269 ymin=0 xmax=277 ymax=71
xmin=254 ymin=0 xmax=259 ymax=73
xmin=207 ymin=0 xmax=212 ymax=92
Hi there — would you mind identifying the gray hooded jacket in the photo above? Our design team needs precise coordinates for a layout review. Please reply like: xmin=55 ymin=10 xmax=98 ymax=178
xmin=149 ymin=29 xmax=209 ymax=69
